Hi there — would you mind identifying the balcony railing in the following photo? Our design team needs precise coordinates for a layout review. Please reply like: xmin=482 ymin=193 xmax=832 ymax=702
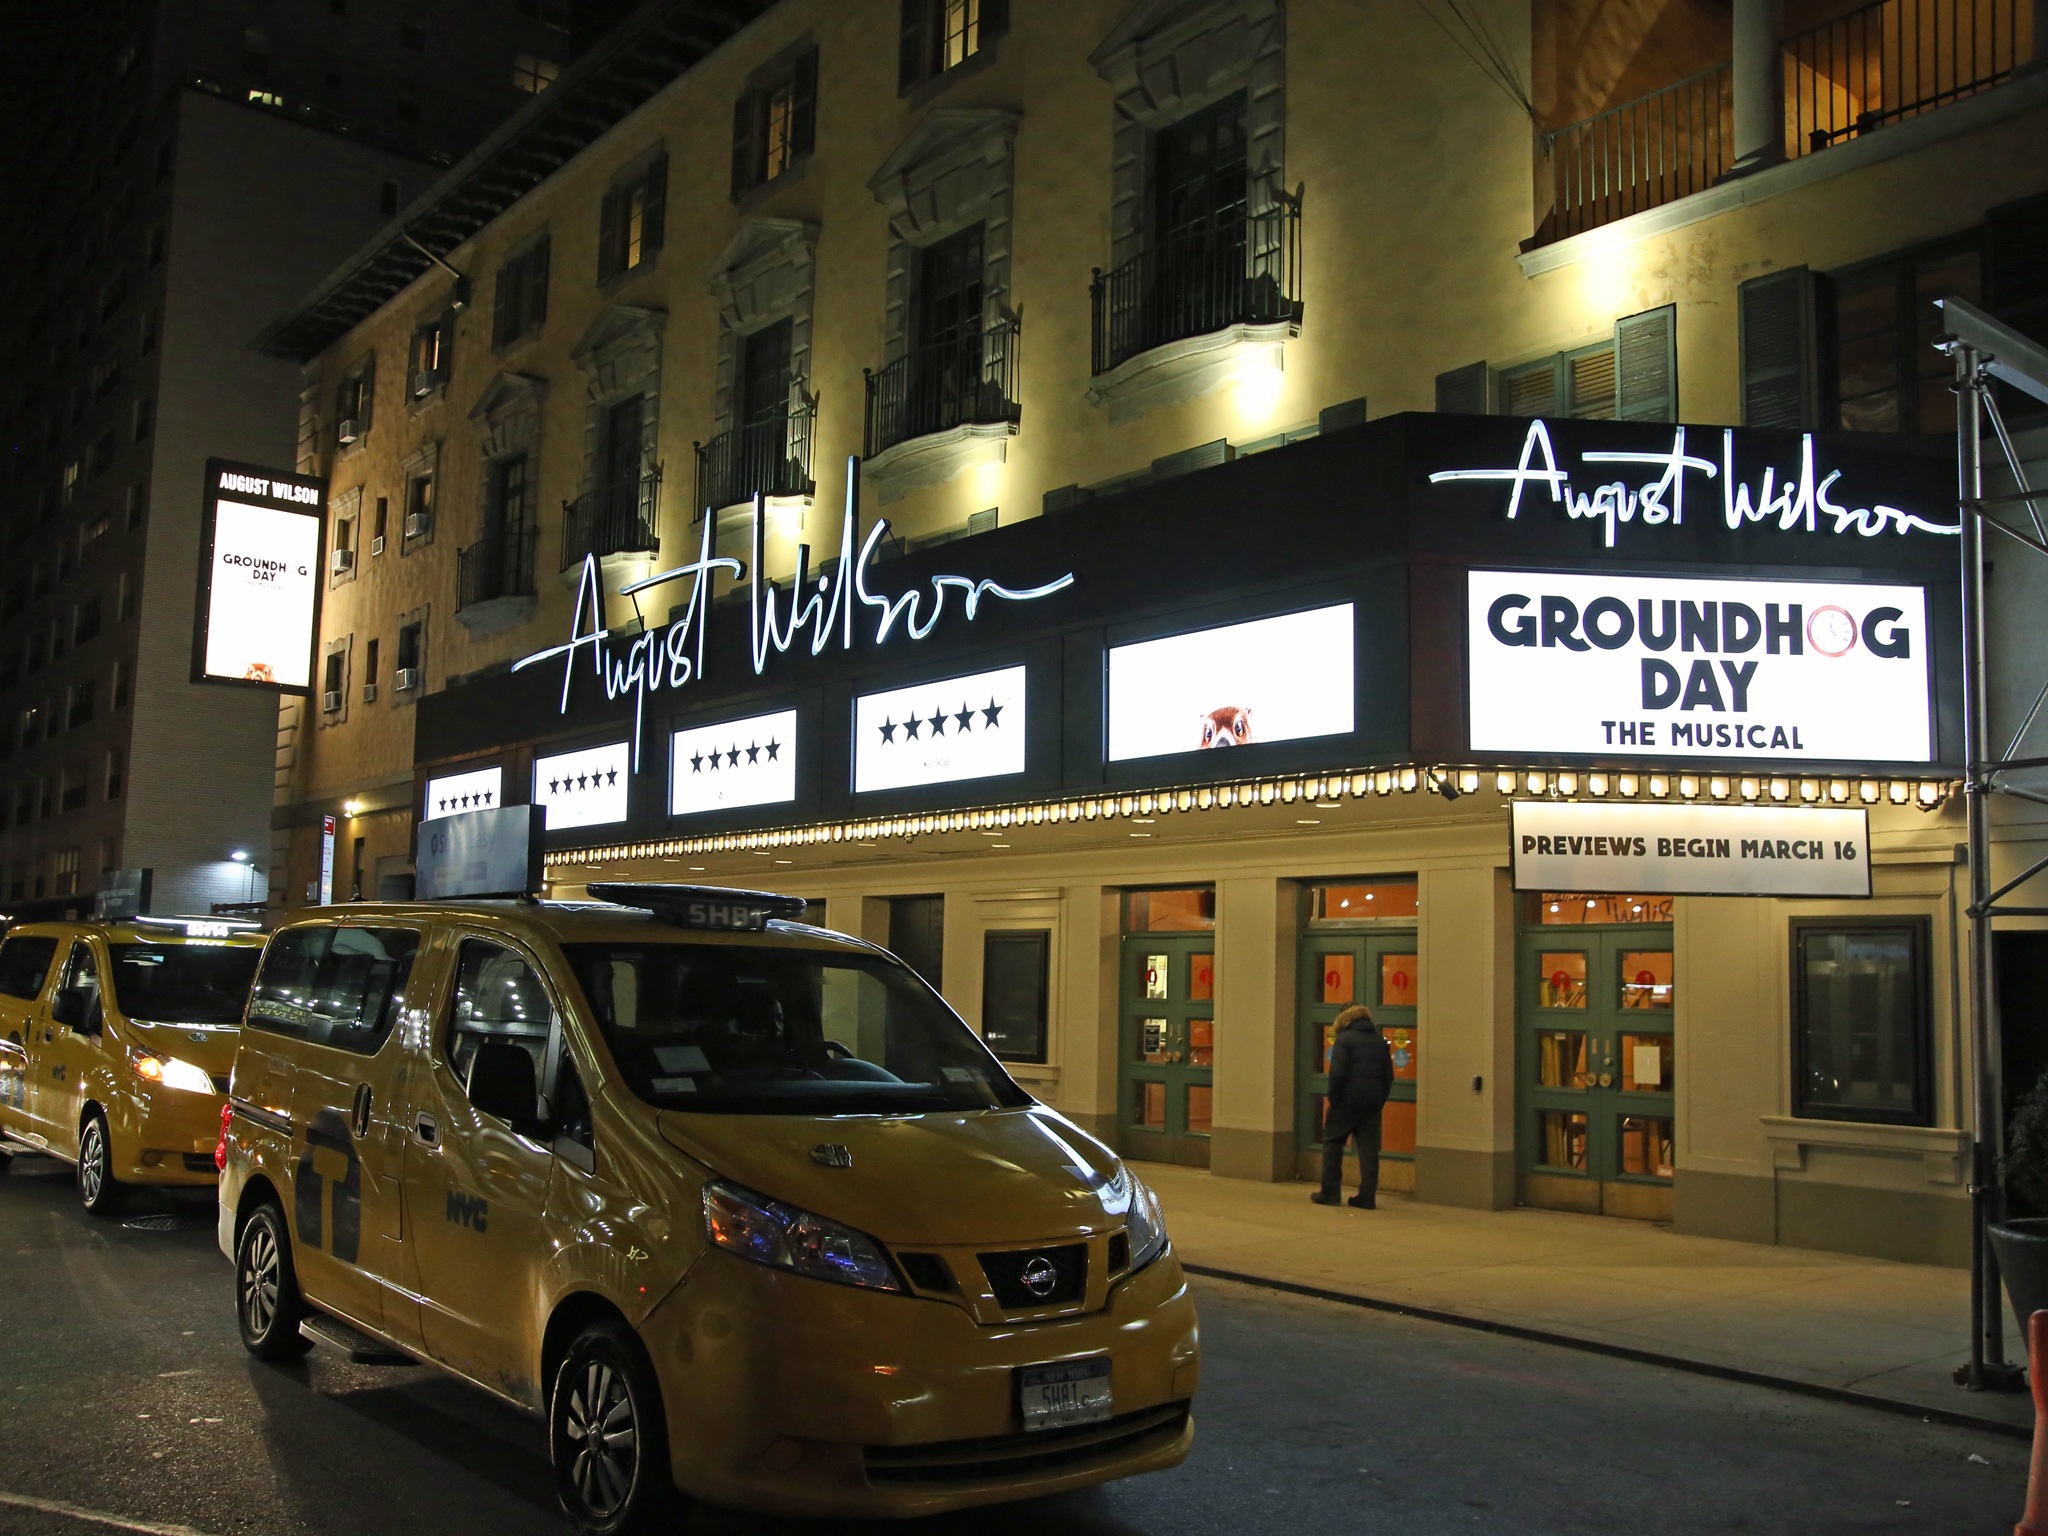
xmin=1784 ymin=0 xmax=2026 ymax=156
xmin=1090 ymin=192 xmax=1303 ymax=376
xmin=457 ymin=526 xmax=538 ymax=610
xmin=562 ymin=466 xmax=661 ymax=571
xmin=694 ymin=402 xmax=816 ymax=515
xmin=1545 ymin=64 xmax=1733 ymax=243
xmin=863 ymin=319 xmax=1021 ymax=459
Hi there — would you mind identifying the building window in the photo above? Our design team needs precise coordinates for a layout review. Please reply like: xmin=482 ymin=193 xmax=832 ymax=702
xmin=1792 ymin=919 xmax=1932 ymax=1126
xmin=408 ymin=317 xmax=448 ymax=397
xmin=138 ymin=308 xmax=158 ymax=355
xmin=145 ymin=223 xmax=166 ymax=270
xmin=90 ymin=355 xmax=121 ymax=401
xmin=117 ymin=574 xmax=135 ymax=620
xmin=511 ymin=53 xmax=560 ymax=93
xmin=492 ymin=236 xmax=551 ymax=348
xmin=729 ymin=47 xmax=817 ymax=200
xmin=899 ymin=0 xmax=1008 ymax=91
xmin=323 ymin=651 xmax=345 ymax=711
xmin=60 ymin=766 xmax=87 ymax=813
xmin=982 ymin=929 xmax=1049 ymax=1063
xmin=112 ymin=658 xmax=131 ymax=708
xmin=132 ymin=396 xmax=152 ymax=442
xmin=105 ymin=751 xmax=124 ymax=800
xmin=53 ymin=848 xmax=79 ymax=895
xmin=364 ymin=636 xmax=380 ymax=687
xmin=73 ymin=595 xmax=101 ymax=645
xmin=337 ymin=358 xmax=374 ymax=441
xmin=395 ymin=620 xmax=424 ymax=690
xmin=1491 ymin=306 xmax=1678 ymax=423
xmin=66 ymin=681 xmax=94 ymax=730
xmin=125 ymin=482 xmax=147 ymax=529
xmin=1309 ymin=879 xmax=1420 ymax=922
xmin=887 ymin=895 xmax=945 ymax=991
xmin=598 ymin=154 xmax=667 ymax=279
xmin=404 ymin=472 xmax=434 ymax=542
xmin=373 ymin=495 xmax=389 ymax=548
xmin=1828 ymin=239 xmax=1981 ymax=435
xmin=243 ymin=29 xmax=271 ymax=81
xmin=1122 ymin=888 xmax=1214 ymax=932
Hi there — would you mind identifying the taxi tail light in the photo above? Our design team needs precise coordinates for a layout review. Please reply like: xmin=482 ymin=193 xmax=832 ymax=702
xmin=216 ymin=1102 xmax=232 ymax=1171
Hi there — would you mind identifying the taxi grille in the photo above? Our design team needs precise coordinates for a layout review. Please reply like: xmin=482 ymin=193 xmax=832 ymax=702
xmin=182 ymin=1153 xmax=217 ymax=1174
xmin=978 ymin=1243 xmax=1086 ymax=1309
xmin=864 ymin=1403 xmax=1188 ymax=1486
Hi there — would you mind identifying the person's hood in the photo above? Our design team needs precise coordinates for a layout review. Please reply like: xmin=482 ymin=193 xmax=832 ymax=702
xmin=656 ymin=1104 xmax=1131 ymax=1247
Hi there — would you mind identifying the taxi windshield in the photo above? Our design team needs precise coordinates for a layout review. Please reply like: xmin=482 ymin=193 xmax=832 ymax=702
xmin=107 ymin=943 xmax=263 ymax=1026
xmin=562 ymin=941 xmax=1032 ymax=1116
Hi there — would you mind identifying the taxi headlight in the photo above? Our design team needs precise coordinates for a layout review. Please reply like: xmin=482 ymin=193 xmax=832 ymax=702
xmin=128 ymin=1048 xmax=215 ymax=1094
xmin=702 ymin=1180 xmax=903 ymax=1293
xmin=1126 ymin=1175 xmax=1169 ymax=1273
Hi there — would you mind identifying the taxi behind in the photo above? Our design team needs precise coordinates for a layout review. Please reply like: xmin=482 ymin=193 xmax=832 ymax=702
xmin=0 ymin=914 xmax=265 ymax=1212
xmin=219 ymin=884 xmax=1198 ymax=1530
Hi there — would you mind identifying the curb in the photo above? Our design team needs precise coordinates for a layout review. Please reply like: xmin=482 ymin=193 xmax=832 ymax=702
xmin=1182 ymin=1262 xmax=2034 ymax=1441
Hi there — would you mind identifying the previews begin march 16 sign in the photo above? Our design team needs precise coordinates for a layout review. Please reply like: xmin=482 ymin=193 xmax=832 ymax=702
xmin=192 ymin=459 xmax=325 ymax=692
xmin=1467 ymin=570 xmax=1933 ymax=763
xmin=1510 ymin=801 xmax=1871 ymax=897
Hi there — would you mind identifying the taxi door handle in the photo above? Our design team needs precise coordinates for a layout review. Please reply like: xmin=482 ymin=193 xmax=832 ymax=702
xmin=350 ymin=1083 xmax=373 ymax=1140
xmin=414 ymin=1112 xmax=439 ymax=1147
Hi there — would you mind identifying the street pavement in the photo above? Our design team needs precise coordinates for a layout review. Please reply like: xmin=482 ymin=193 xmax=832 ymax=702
xmin=0 ymin=1151 xmax=2028 ymax=1536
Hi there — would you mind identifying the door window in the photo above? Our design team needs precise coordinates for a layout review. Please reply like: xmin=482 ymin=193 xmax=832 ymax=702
xmin=0 ymin=936 xmax=57 ymax=999
xmin=246 ymin=926 xmax=421 ymax=1054
xmin=1539 ymin=952 xmax=1588 ymax=1009
xmin=1189 ymin=951 xmax=1214 ymax=1002
xmin=1619 ymin=951 xmax=1674 ymax=1009
xmin=1538 ymin=1031 xmax=1588 ymax=1088
xmin=1142 ymin=954 xmax=1169 ymax=1002
xmin=63 ymin=943 xmax=100 ymax=1003
xmin=1319 ymin=952 xmax=1355 ymax=1004
xmin=1621 ymin=1033 xmax=1673 ymax=1092
xmin=447 ymin=940 xmax=554 ymax=1088
xmin=1792 ymin=920 xmax=1930 ymax=1124
xmin=1538 ymin=1110 xmax=1589 ymax=1170
xmin=1619 ymin=1115 xmax=1674 ymax=1177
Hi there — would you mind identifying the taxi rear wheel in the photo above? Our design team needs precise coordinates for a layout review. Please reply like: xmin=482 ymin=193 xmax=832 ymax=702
xmin=77 ymin=1110 xmax=125 ymax=1217
xmin=550 ymin=1322 xmax=678 ymax=1535
xmin=236 ymin=1203 xmax=312 ymax=1361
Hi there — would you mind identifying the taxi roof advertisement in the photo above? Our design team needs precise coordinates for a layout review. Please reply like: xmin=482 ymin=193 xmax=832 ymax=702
xmin=191 ymin=457 xmax=326 ymax=695
xmin=410 ymin=413 xmax=1960 ymax=852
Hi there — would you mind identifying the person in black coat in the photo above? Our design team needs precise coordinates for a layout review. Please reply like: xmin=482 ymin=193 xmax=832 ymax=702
xmin=1311 ymin=1003 xmax=1393 ymax=1209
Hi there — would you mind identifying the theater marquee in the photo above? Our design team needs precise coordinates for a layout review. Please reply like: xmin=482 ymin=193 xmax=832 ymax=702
xmin=1510 ymin=801 xmax=1872 ymax=898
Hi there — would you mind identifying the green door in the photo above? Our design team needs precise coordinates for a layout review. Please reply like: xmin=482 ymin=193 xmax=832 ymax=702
xmin=1297 ymin=933 xmax=1418 ymax=1179
xmin=1517 ymin=927 xmax=1675 ymax=1220
xmin=1119 ymin=935 xmax=1215 ymax=1167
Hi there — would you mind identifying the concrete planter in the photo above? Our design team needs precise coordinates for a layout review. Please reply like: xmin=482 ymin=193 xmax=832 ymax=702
xmin=1988 ymin=1218 xmax=2048 ymax=1341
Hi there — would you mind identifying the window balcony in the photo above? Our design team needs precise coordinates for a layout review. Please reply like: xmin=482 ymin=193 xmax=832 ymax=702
xmin=860 ymin=321 xmax=1021 ymax=500
xmin=456 ymin=527 xmax=538 ymax=637
xmin=694 ymin=401 xmax=816 ymax=517
xmin=561 ymin=467 xmax=660 ymax=574
xmin=1544 ymin=65 xmax=1734 ymax=243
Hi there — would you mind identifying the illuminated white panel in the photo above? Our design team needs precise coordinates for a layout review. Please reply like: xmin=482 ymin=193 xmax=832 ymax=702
xmin=854 ymin=666 xmax=1027 ymax=794
xmin=200 ymin=499 xmax=322 ymax=689
xmin=671 ymin=710 xmax=798 ymax=817
xmin=423 ymin=766 xmax=504 ymax=821
xmin=534 ymin=742 xmax=631 ymax=830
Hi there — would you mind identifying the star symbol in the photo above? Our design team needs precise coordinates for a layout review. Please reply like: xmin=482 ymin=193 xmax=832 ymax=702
xmin=708 ymin=752 xmax=720 ymax=771
xmin=482 ymin=790 xmax=493 ymax=805
xmin=726 ymin=747 xmax=740 ymax=767
xmin=765 ymin=738 xmax=781 ymax=761
xmin=955 ymin=703 xmax=974 ymax=732
xmin=548 ymin=778 xmax=561 ymax=794
xmin=982 ymin=697 xmax=1004 ymax=728
xmin=691 ymin=752 xmax=704 ymax=773
xmin=576 ymin=773 xmax=590 ymax=791
xmin=928 ymin=710 xmax=947 ymax=736
xmin=606 ymin=768 xmax=618 ymax=786
xmin=437 ymin=797 xmax=448 ymax=812
xmin=878 ymin=717 xmax=897 ymax=743
xmin=903 ymin=715 xmax=922 ymax=739
xmin=745 ymin=742 xmax=760 ymax=764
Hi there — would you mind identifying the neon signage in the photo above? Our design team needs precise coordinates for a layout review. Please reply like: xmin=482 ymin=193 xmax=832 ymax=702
xmin=1428 ymin=420 xmax=1959 ymax=549
xmin=513 ymin=458 xmax=1073 ymax=766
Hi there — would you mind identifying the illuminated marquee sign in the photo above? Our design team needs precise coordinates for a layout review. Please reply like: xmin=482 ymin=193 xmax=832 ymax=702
xmin=1511 ymin=801 xmax=1871 ymax=898
xmin=1467 ymin=569 xmax=1933 ymax=762
xmin=423 ymin=766 xmax=504 ymax=821
xmin=1429 ymin=420 xmax=1958 ymax=548
xmin=671 ymin=709 xmax=798 ymax=817
xmin=854 ymin=666 xmax=1027 ymax=794
xmin=534 ymin=742 xmax=631 ymax=830
xmin=192 ymin=458 xmax=325 ymax=692
xmin=1107 ymin=604 xmax=1355 ymax=763
xmin=513 ymin=462 xmax=1074 ymax=766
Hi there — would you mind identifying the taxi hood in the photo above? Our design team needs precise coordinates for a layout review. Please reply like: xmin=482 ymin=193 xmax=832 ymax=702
xmin=117 ymin=1017 xmax=239 ymax=1079
xmin=656 ymin=1105 xmax=1128 ymax=1248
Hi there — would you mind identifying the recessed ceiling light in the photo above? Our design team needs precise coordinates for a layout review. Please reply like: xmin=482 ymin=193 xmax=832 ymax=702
xmin=1132 ymin=817 xmax=1156 ymax=824
xmin=1129 ymin=831 xmax=1152 ymax=839
xmin=1295 ymin=818 xmax=1320 ymax=825
xmin=689 ymin=866 xmax=706 ymax=872
xmin=774 ymin=859 xmax=792 ymax=865
xmin=991 ymin=843 xmax=1010 ymax=849
xmin=1315 ymin=801 xmax=1340 ymax=809
xmin=981 ymin=831 xmax=1004 ymax=837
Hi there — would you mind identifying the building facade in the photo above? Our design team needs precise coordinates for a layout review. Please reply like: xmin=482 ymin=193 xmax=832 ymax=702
xmin=264 ymin=0 xmax=2048 ymax=1263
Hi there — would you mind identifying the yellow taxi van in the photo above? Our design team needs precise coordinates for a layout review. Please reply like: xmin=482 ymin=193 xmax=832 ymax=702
xmin=219 ymin=883 xmax=1198 ymax=1530
xmin=0 ymin=914 xmax=266 ymax=1213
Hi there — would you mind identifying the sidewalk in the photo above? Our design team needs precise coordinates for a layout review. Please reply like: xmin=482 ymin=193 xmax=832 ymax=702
xmin=1144 ymin=1164 xmax=2037 ymax=1433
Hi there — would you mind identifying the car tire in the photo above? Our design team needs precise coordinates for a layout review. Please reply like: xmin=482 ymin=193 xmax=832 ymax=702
xmin=550 ymin=1321 xmax=680 ymax=1536
xmin=236 ymin=1202 xmax=313 ymax=1361
xmin=77 ymin=1109 xmax=125 ymax=1217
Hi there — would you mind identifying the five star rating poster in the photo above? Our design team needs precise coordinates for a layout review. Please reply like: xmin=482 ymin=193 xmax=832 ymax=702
xmin=853 ymin=666 xmax=1026 ymax=794
xmin=533 ymin=741 xmax=631 ymax=830
xmin=670 ymin=709 xmax=798 ymax=816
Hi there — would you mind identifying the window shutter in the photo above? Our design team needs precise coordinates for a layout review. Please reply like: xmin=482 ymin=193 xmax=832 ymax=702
xmin=979 ymin=0 xmax=1010 ymax=43
xmin=597 ymin=186 xmax=623 ymax=279
xmin=1737 ymin=269 xmax=1816 ymax=428
xmin=1614 ymin=303 xmax=1678 ymax=422
xmin=640 ymin=155 xmax=667 ymax=258
xmin=898 ymin=0 xmax=926 ymax=92
xmin=730 ymin=92 xmax=757 ymax=200
xmin=1501 ymin=358 xmax=1560 ymax=418
xmin=1435 ymin=361 xmax=1488 ymax=414
xmin=790 ymin=46 xmax=819 ymax=156
xmin=529 ymin=236 xmax=550 ymax=328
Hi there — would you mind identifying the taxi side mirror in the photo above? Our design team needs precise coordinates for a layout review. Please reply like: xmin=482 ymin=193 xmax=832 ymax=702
xmin=468 ymin=1041 xmax=540 ymax=1133
xmin=51 ymin=988 xmax=92 ymax=1033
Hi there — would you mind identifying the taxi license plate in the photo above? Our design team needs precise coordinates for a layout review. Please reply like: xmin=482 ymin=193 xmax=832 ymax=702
xmin=1017 ymin=1357 xmax=1112 ymax=1431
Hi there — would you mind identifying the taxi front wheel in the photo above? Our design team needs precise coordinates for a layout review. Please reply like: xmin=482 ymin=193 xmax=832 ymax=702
xmin=550 ymin=1322 xmax=680 ymax=1535
xmin=236 ymin=1203 xmax=313 ymax=1361
xmin=77 ymin=1109 xmax=125 ymax=1217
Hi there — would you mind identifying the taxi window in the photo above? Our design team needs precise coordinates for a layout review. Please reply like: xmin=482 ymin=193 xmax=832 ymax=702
xmin=108 ymin=945 xmax=262 ymax=1026
xmin=446 ymin=940 xmax=554 ymax=1088
xmin=64 ymin=943 xmax=101 ymax=998
xmin=246 ymin=926 xmax=421 ymax=1055
xmin=0 ymin=936 xmax=58 ymax=1000
xmin=562 ymin=941 xmax=1030 ymax=1116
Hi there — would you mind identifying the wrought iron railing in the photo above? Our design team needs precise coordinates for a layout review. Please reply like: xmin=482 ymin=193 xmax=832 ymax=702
xmin=1545 ymin=64 xmax=1733 ymax=241
xmin=561 ymin=466 xmax=661 ymax=571
xmin=863 ymin=319 xmax=1021 ymax=459
xmin=457 ymin=526 xmax=538 ymax=609
xmin=1784 ymin=0 xmax=2026 ymax=156
xmin=694 ymin=402 xmax=816 ymax=514
xmin=1090 ymin=192 xmax=1303 ymax=376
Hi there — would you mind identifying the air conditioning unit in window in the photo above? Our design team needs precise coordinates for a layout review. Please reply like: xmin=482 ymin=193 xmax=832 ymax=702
xmin=411 ymin=369 xmax=440 ymax=398
xmin=336 ymin=418 xmax=362 ymax=445
xmin=403 ymin=511 xmax=431 ymax=540
xmin=394 ymin=667 xmax=421 ymax=693
xmin=370 ymin=535 xmax=386 ymax=556
xmin=321 ymin=689 xmax=343 ymax=713
xmin=330 ymin=548 xmax=355 ymax=574
xmin=361 ymin=682 xmax=379 ymax=703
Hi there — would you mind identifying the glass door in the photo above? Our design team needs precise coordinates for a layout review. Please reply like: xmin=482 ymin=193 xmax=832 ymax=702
xmin=1297 ymin=933 xmax=1418 ymax=1180
xmin=1517 ymin=925 xmax=1674 ymax=1220
xmin=1119 ymin=935 xmax=1215 ymax=1167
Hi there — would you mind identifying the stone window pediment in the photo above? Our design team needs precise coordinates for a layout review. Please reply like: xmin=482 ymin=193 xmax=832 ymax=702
xmin=704 ymin=218 xmax=819 ymax=332
xmin=867 ymin=109 xmax=1020 ymax=245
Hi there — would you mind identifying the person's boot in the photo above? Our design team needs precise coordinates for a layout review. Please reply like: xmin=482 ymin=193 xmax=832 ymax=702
xmin=1348 ymin=1194 xmax=1376 ymax=1209
xmin=1309 ymin=1190 xmax=1341 ymax=1206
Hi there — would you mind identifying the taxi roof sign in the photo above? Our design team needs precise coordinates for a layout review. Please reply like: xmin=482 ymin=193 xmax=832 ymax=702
xmin=587 ymin=883 xmax=808 ymax=932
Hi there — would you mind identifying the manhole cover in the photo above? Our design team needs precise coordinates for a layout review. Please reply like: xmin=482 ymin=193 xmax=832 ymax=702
xmin=122 ymin=1214 xmax=181 ymax=1232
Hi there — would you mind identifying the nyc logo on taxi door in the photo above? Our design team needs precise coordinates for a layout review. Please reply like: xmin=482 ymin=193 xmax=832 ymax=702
xmin=445 ymin=1190 xmax=489 ymax=1232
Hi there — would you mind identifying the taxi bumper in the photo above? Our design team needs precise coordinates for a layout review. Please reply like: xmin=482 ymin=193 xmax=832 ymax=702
xmin=110 ymin=1085 xmax=224 ymax=1186
xmin=638 ymin=1244 xmax=1199 ymax=1518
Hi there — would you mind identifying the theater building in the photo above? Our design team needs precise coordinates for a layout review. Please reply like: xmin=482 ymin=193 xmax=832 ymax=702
xmin=260 ymin=0 xmax=2048 ymax=1262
